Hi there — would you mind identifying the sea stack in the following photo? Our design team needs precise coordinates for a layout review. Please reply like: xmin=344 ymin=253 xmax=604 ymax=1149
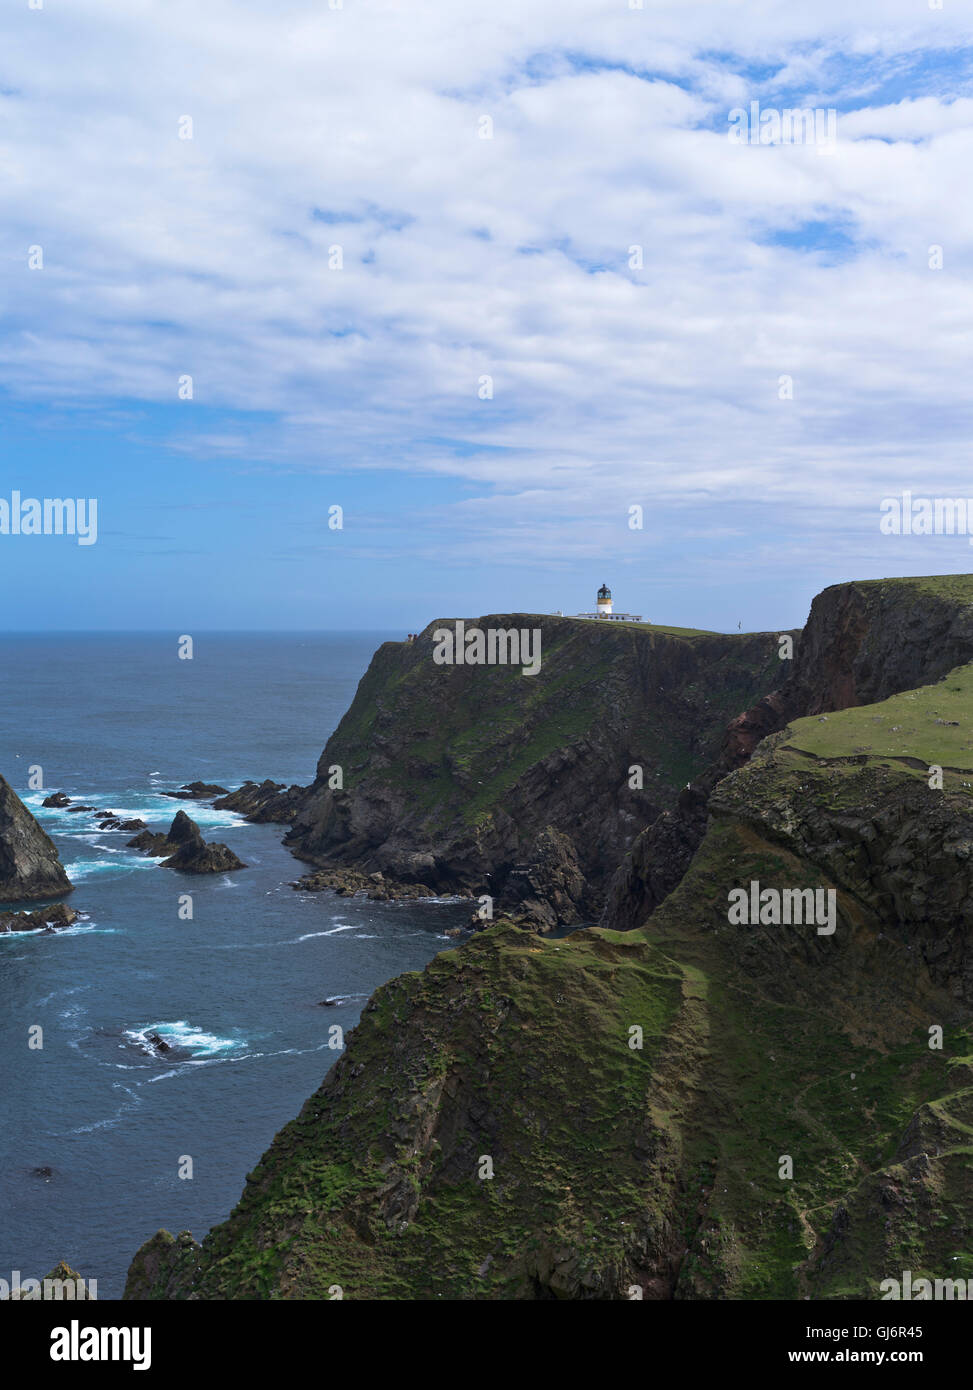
xmin=0 ymin=774 xmax=73 ymax=901
xmin=127 ymin=810 xmax=246 ymax=874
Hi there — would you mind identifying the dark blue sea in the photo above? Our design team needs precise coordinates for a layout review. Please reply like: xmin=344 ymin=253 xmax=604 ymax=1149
xmin=0 ymin=633 xmax=467 ymax=1297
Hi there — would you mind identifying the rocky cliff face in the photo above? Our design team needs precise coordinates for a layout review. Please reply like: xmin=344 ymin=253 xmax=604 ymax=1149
xmin=284 ymin=614 xmax=788 ymax=927
xmin=604 ymin=574 xmax=973 ymax=932
xmin=0 ymin=775 xmax=72 ymax=902
xmin=126 ymin=649 xmax=973 ymax=1300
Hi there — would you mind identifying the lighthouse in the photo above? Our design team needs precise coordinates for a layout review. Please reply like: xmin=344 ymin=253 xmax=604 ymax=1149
xmin=574 ymin=583 xmax=643 ymax=623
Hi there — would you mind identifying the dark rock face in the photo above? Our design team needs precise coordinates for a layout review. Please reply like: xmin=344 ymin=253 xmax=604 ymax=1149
xmin=0 ymin=903 xmax=78 ymax=934
xmin=282 ymin=614 xmax=789 ymax=927
xmin=42 ymin=792 xmax=71 ymax=808
xmin=127 ymin=811 xmax=246 ymax=874
xmin=124 ymin=1231 xmax=200 ymax=1302
xmin=161 ymin=839 xmax=246 ymax=874
xmin=213 ymin=779 xmax=304 ymax=823
xmin=491 ymin=826 xmax=589 ymax=931
xmin=0 ymin=775 xmax=73 ymax=902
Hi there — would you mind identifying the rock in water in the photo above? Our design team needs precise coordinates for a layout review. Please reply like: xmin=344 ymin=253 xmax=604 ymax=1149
xmin=127 ymin=810 xmax=246 ymax=874
xmin=0 ymin=903 xmax=78 ymax=934
xmin=161 ymin=839 xmax=247 ymax=874
xmin=213 ymin=779 xmax=304 ymax=823
xmin=0 ymin=775 xmax=73 ymax=900
xmin=161 ymin=781 xmax=230 ymax=801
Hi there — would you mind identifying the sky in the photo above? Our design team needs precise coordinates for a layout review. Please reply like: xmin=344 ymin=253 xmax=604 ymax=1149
xmin=2 ymin=0 xmax=973 ymax=632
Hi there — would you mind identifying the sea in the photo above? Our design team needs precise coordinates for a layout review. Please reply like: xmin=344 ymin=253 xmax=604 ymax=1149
xmin=0 ymin=633 xmax=468 ymax=1297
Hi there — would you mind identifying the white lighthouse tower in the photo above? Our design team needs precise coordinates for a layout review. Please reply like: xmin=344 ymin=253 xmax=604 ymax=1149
xmin=574 ymin=582 xmax=643 ymax=623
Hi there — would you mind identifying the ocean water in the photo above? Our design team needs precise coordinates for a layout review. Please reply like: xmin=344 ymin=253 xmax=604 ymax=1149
xmin=0 ymin=633 xmax=468 ymax=1297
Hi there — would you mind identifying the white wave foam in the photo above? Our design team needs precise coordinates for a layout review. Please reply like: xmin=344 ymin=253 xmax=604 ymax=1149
xmin=65 ymin=857 xmax=158 ymax=882
xmin=125 ymin=1020 xmax=245 ymax=1059
xmin=295 ymin=924 xmax=356 ymax=941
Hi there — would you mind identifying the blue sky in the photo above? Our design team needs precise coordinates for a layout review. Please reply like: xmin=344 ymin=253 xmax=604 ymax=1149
xmin=3 ymin=0 xmax=973 ymax=632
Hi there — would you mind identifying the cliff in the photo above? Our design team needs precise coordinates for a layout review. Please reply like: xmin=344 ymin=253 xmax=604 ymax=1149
xmin=604 ymin=574 xmax=973 ymax=931
xmin=123 ymin=577 xmax=973 ymax=1300
xmin=126 ymin=650 xmax=973 ymax=1299
xmin=284 ymin=614 xmax=789 ymax=927
xmin=0 ymin=775 xmax=72 ymax=901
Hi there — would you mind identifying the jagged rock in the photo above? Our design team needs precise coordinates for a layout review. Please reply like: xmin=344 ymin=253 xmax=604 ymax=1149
xmin=492 ymin=826 xmax=589 ymax=931
xmin=213 ymin=779 xmax=304 ymax=823
xmin=128 ymin=811 xmax=246 ymax=874
xmin=162 ymin=840 xmax=246 ymax=874
xmin=0 ymin=775 xmax=73 ymax=901
xmin=124 ymin=1231 xmax=201 ymax=1301
xmin=0 ymin=903 xmax=78 ymax=934
xmin=42 ymin=792 xmax=71 ymax=808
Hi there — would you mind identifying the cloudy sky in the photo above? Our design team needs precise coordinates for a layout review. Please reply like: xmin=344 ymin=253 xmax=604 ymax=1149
xmin=2 ymin=0 xmax=973 ymax=631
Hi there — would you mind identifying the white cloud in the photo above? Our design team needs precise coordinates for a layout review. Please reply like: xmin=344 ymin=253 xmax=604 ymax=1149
xmin=2 ymin=0 xmax=973 ymax=572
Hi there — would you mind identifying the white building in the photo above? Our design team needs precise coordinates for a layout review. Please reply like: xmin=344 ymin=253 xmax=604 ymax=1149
xmin=575 ymin=583 xmax=643 ymax=622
